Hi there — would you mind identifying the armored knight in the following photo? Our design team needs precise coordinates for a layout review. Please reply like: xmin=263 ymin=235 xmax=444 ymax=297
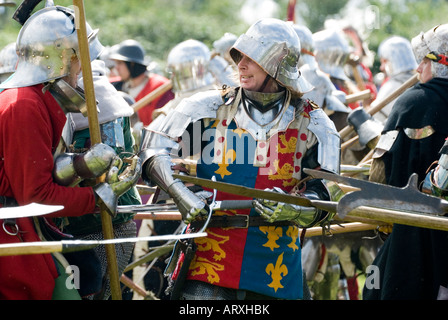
xmin=139 ymin=18 xmax=340 ymax=300
xmin=152 ymin=38 xmax=237 ymax=121
xmin=0 ymin=4 xmax=140 ymax=299
xmin=0 ymin=4 xmax=140 ymax=216
xmin=373 ymin=36 xmax=418 ymax=123
xmin=293 ymin=24 xmax=350 ymax=117
xmin=296 ymin=24 xmax=381 ymax=300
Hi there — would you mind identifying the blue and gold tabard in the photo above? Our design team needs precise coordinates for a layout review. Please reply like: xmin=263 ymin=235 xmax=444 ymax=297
xmin=178 ymin=102 xmax=316 ymax=299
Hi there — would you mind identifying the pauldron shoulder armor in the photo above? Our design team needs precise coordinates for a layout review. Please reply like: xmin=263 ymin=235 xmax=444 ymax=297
xmin=306 ymin=105 xmax=341 ymax=175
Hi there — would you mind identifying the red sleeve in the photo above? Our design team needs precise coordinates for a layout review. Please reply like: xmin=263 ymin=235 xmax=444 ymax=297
xmin=2 ymin=90 xmax=96 ymax=217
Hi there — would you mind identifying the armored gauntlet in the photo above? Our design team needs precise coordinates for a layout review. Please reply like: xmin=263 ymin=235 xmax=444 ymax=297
xmin=94 ymin=154 xmax=142 ymax=216
xmin=145 ymin=153 xmax=208 ymax=223
xmin=347 ymin=107 xmax=383 ymax=149
xmin=253 ymin=187 xmax=325 ymax=228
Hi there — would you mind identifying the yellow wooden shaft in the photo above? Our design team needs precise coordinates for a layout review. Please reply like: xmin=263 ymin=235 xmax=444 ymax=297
xmin=72 ymin=0 xmax=122 ymax=300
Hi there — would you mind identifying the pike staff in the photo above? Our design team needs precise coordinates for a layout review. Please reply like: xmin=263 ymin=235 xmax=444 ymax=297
xmin=72 ymin=0 xmax=121 ymax=300
xmin=339 ymin=73 xmax=419 ymax=140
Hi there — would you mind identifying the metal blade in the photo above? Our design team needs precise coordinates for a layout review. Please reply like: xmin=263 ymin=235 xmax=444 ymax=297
xmin=304 ymin=168 xmax=448 ymax=218
xmin=116 ymin=200 xmax=254 ymax=215
xmin=117 ymin=203 xmax=178 ymax=214
xmin=0 ymin=203 xmax=64 ymax=219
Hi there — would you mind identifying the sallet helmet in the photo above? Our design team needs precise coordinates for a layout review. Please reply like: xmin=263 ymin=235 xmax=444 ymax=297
xmin=378 ymin=36 xmax=417 ymax=77
xmin=313 ymin=29 xmax=351 ymax=81
xmin=229 ymin=18 xmax=313 ymax=95
xmin=292 ymin=24 xmax=316 ymax=68
xmin=0 ymin=5 xmax=103 ymax=89
xmin=166 ymin=39 xmax=214 ymax=93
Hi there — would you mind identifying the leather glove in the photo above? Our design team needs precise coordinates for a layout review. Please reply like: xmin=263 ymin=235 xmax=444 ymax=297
xmin=94 ymin=154 xmax=142 ymax=217
xmin=253 ymin=187 xmax=323 ymax=228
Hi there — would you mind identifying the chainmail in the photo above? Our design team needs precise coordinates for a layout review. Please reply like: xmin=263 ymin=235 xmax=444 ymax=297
xmin=80 ymin=220 xmax=137 ymax=300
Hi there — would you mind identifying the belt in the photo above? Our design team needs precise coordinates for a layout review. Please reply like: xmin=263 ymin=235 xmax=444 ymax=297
xmin=191 ymin=215 xmax=297 ymax=229
xmin=0 ymin=196 xmax=18 ymax=207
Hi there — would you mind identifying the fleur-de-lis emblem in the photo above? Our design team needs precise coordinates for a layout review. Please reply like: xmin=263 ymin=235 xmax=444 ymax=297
xmin=214 ymin=148 xmax=236 ymax=179
xmin=266 ymin=253 xmax=288 ymax=292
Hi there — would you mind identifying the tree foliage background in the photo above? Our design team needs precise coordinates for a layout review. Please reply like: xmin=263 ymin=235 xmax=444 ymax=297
xmin=1 ymin=0 xmax=448 ymax=74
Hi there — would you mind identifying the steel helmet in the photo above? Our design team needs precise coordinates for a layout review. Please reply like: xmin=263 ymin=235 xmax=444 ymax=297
xmin=0 ymin=42 xmax=18 ymax=81
xmin=213 ymin=32 xmax=238 ymax=61
xmin=229 ymin=18 xmax=313 ymax=94
xmin=0 ymin=5 xmax=103 ymax=89
xmin=378 ymin=36 xmax=417 ymax=77
xmin=108 ymin=39 xmax=147 ymax=66
xmin=313 ymin=29 xmax=351 ymax=81
xmin=166 ymin=39 xmax=214 ymax=93
xmin=412 ymin=24 xmax=448 ymax=79
xmin=292 ymin=24 xmax=316 ymax=68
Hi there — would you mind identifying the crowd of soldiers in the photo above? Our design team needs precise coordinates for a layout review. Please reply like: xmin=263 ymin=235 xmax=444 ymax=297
xmin=1 ymin=0 xmax=448 ymax=301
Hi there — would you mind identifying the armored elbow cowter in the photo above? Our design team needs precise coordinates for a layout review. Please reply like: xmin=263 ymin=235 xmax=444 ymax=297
xmin=144 ymin=153 xmax=207 ymax=222
xmin=53 ymin=143 xmax=119 ymax=187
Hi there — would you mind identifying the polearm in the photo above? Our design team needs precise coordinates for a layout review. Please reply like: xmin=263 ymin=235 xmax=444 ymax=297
xmin=131 ymin=80 xmax=173 ymax=112
xmin=73 ymin=0 xmax=122 ymax=300
xmin=173 ymin=174 xmax=448 ymax=232
xmin=0 ymin=232 xmax=207 ymax=257
xmin=344 ymin=89 xmax=371 ymax=105
xmin=339 ymin=73 xmax=419 ymax=140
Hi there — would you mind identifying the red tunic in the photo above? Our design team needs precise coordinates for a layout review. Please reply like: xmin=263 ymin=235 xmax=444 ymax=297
xmin=135 ymin=74 xmax=174 ymax=126
xmin=0 ymin=84 xmax=97 ymax=299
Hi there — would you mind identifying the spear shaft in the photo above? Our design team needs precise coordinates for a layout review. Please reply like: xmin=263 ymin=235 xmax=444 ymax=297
xmin=73 ymin=0 xmax=121 ymax=300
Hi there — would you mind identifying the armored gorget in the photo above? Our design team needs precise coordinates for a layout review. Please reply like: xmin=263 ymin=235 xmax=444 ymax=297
xmin=235 ymin=88 xmax=294 ymax=141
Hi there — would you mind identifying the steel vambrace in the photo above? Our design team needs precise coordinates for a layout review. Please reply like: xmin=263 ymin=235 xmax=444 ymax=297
xmin=145 ymin=153 xmax=207 ymax=222
xmin=53 ymin=143 xmax=119 ymax=187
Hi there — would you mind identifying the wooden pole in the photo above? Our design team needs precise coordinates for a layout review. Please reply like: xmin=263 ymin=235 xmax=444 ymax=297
xmin=131 ymin=80 xmax=173 ymax=112
xmin=120 ymin=274 xmax=156 ymax=299
xmin=302 ymin=222 xmax=385 ymax=238
xmin=345 ymin=89 xmax=371 ymax=105
xmin=73 ymin=0 xmax=122 ymax=300
xmin=339 ymin=73 xmax=419 ymax=140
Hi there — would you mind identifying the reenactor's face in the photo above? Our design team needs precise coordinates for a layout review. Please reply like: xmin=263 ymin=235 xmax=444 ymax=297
xmin=114 ymin=60 xmax=131 ymax=81
xmin=417 ymin=57 xmax=433 ymax=83
xmin=63 ymin=56 xmax=82 ymax=88
xmin=237 ymin=54 xmax=269 ymax=92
